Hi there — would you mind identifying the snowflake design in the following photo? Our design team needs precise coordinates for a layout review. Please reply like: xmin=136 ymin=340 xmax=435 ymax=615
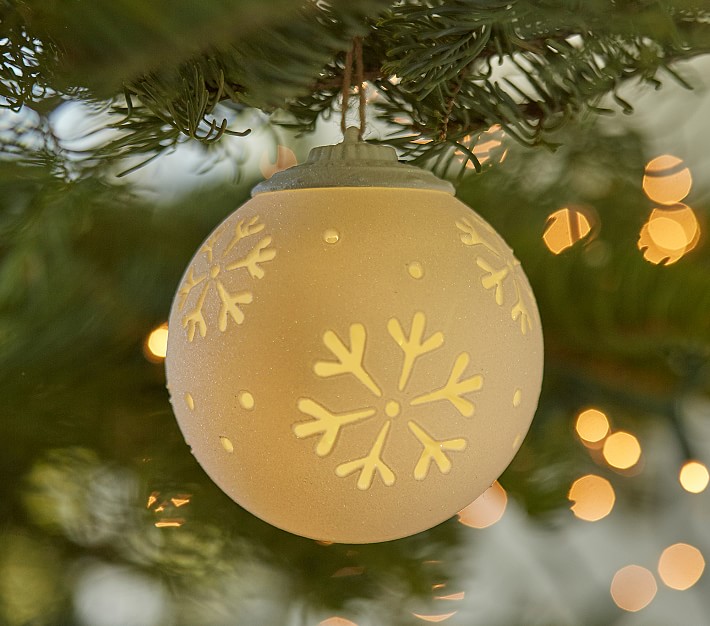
xmin=456 ymin=217 xmax=534 ymax=335
xmin=178 ymin=216 xmax=276 ymax=341
xmin=293 ymin=312 xmax=482 ymax=490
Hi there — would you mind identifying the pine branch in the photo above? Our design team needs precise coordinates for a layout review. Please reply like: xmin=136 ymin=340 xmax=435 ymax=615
xmin=2 ymin=0 xmax=710 ymax=173
xmin=12 ymin=0 xmax=393 ymax=171
xmin=0 ymin=2 xmax=61 ymax=114
xmin=361 ymin=0 xmax=710 ymax=171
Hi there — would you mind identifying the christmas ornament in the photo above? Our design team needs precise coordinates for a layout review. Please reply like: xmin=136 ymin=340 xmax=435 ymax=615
xmin=166 ymin=128 xmax=544 ymax=543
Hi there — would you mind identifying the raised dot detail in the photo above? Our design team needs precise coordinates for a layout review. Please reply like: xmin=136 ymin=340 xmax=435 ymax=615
xmin=407 ymin=261 xmax=424 ymax=279
xmin=239 ymin=390 xmax=255 ymax=411
xmin=323 ymin=229 xmax=340 ymax=244
xmin=385 ymin=400 xmax=401 ymax=418
xmin=513 ymin=389 xmax=522 ymax=408
xmin=220 ymin=436 xmax=234 ymax=453
xmin=185 ymin=393 xmax=195 ymax=410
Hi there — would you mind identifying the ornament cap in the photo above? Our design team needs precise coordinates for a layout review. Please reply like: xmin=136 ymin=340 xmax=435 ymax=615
xmin=253 ymin=127 xmax=454 ymax=196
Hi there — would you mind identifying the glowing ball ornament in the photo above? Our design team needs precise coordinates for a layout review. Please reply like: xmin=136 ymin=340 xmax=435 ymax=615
xmin=166 ymin=129 xmax=543 ymax=543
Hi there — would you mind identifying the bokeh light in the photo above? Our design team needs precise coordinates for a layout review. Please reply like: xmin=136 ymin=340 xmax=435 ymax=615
xmin=638 ymin=204 xmax=700 ymax=265
xmin=457 ymin=481 xmax=507 ymax=529
xmin=603 ymin=432 xmax=641 ymax=470
xmin=363 ymin=82 xmax=379 ymax=103
xmin=575 ymin=408 xmax=610 ymax=445
xmin=543 ymin=206 xmax=595 ymax=254
xmin=319 ymin=618 xmax=358 ymax=626
xmin=260 ymin=145 xmax=297 ymax=179
xmin=154 ymin=520 xmax=183 ymax=528
xmin=433 ymin=591 xmax=465 ymax=601
xmin=412 ymin=612 xmax=457 ymax=623
xmin=679 ymin=460 xmax=710 ymax=494
xmin=568 ymin=474 xmax=615 ymax=521
xmin=658 ymin=543 xmax=705 ymax=590
xmin=144 ymin=323 xmax=169 ymax=362
xmin=610 ymin=565 xmax=657 ymax=612
xmin=455 ymin=125 xmax=506 ymax=169
xmin=642 ymin=155 xmax=692 ymax=205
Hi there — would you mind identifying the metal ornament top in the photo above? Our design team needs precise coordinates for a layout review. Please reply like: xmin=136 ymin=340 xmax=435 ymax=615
xmin=252 ymin=127 xmax=455 ymax=196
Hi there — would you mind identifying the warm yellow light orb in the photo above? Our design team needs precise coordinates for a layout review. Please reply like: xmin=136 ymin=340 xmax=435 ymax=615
xmin=411 ymin=612 xmax=458 ymax=623
xmin=610 ymin=565 xmax=657 ymax=612
xmin=638 ymin=204 xmax=700 ymax=266
xmin=603 ymin=431 xmax=641 ymax=470
xmin=260 ymin=145 xmax=298 ymax=180
xmin=568 ymin=474 xmax=615 ymax=522
xmin=542 ymin=206 xmax=594 ymax=255
xmin=319 ymin=619 xmax=359 ymax=626
xmin=575 ymin=408 xmax=609 ymax=444
xmin=457 ymin=481 xmax=508 ymax=529
xmin=166 ymin=133 xmax=543 ymax=543
xmin=658 ymin=543 xmax=705 ymax=590
xmin=642 ymin=155 xmax=692 ymax=205
xmin=144 ymin=323 xmax=169 ymax=361
xmin=679 ymin=460 xmax=709 ymax=494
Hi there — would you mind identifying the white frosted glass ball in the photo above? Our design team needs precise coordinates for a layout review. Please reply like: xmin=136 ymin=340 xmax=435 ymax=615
xmin=166 ymin=182 xmax=543 ymax=543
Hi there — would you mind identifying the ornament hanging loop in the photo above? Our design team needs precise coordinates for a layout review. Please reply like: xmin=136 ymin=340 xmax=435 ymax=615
xmin=341 ymin=36 xmax=367 ymax=140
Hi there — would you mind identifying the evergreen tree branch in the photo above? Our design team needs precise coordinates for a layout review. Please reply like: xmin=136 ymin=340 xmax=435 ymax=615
xmin=2 ymin=0 xmax=710 ymax=173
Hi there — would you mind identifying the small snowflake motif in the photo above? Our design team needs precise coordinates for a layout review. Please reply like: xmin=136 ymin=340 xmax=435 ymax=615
xmin=456 ymin=216 xmax=534 ymax=335
xmin=178 ymin=216 xmax=276 ymax=341
xmin=293 ymin=312 xmax=482 ymax=490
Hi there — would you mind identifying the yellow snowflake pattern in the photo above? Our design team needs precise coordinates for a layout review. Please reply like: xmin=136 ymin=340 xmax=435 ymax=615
xmin=293 ymin=312 xmax=482 ymax=490
xmin=456 ymin=217 xmax=534 ymax=335
xmin=178 ymin=216 xmax=276 ymax=341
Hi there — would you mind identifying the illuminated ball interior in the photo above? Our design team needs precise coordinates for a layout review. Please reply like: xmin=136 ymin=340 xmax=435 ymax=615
xmin=166 ymin=187 xmax=544 ymax=543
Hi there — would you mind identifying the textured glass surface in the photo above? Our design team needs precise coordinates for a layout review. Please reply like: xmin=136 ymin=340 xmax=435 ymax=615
xmin=166 ymin=187 xmax=543 ymax=542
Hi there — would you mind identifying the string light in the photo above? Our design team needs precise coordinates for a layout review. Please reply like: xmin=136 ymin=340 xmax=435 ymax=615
xmin=457 ymin=481 xmax=507 ymax=529
xmin=679 ymin=461 xmax=709 ymax=494
xmin=411 ymin=612 xmax=457 ymax=623
xmin=602 ymin=432 xmax=641 ymax=470
xmin=543 ymin=206 xmax=595 ymax=254
xmin=642 ymin=155 xmax=692 ymax=205
xmin=154 ymin=520 xmax=184 ymax=528
xmin=638 ymin=204 xmax=700 ymax=265
xmin=144 ymin=323 xmax=169 ymax=362
xmin=658 ymin=543 xmax=705 ymax=590
xmin=454 ymin=124 xmax=508 ymax=169
xmin=575 ymin=408 xmax=610 ymax=445
xmin=433 ymin=592 xmax=465 ymax=601
xmin=260 ymin=145 xmax=298 ymax=180
xmin=454 ymin=126 xmax=506 ymax=169
xmin=610 ymin=565 xmax=657 ymax=612
xmin=568 ymin=474 xmax=615 ymax=522
xmin=319 ymin=618 xmax=358 ymax=626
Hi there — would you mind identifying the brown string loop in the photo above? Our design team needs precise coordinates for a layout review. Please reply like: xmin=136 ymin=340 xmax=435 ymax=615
xmin=341 ymin=36 xmax=366 ymax=139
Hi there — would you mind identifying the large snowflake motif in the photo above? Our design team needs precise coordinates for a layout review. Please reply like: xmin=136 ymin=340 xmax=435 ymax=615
xmin=456 ymin=216 xmax=534 ymax=335
xmin=293 ymin=312 xmax=483 ymax=490
xmin=177 ymin=216 xmax=276 ymax=341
